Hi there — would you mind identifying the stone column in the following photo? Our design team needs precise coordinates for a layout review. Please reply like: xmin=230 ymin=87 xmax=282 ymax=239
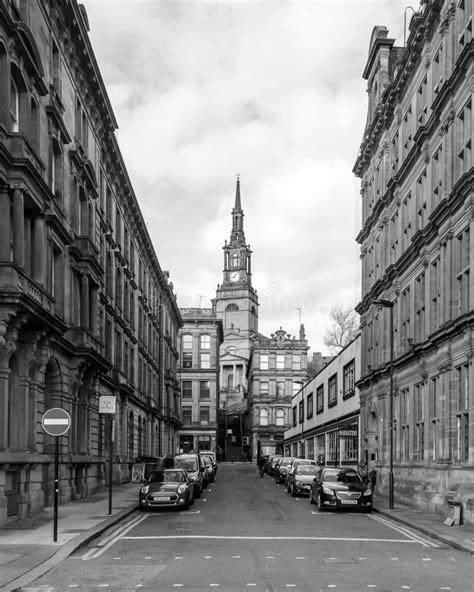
xmin=13 ymin=188 xmax=24 ymax=267
xmin=33 ymin=213 xmax=46 ymax=285
xmin=0 ymin=367 xmax=11 ymax=450
xmin=81 ymin=274 xmax=90 ymax=328
xmin=0 ymin=185 xmax=11 ymax=261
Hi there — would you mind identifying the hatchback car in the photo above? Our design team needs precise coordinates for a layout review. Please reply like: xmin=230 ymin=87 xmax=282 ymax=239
xmin=285 ymin=459 xmax=317 ymax=489
xmin=286 ymin=463 xmax=320 ymax=497
xmin=139 ymin=469 xmax=194 ymax=511
xmin=274 ymin=457 xmax=296 ymax=484
xmin=309 ymin=467 xmax=372 ymax=512
xmin=266 ymin=455 xmax=283 ymax=476
xmin=202 ymin=457 xmax=215 ymax=484
xmin=161 ymin=453 xmax=205 ymax=497
xmin=199 ymin=451 xmax=217 ymax=476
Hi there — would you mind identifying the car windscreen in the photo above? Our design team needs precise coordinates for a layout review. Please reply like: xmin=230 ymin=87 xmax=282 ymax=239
xmin=296 ymin=465 xmax=319 ymax=475
xmin=147 ymin=471 xmax=165 ymax=483
xmin=174 ymin=458 xmax=198 ymax=471
xmin=324 ymin=469 xmax=362 ymax=483
xmin=281 ymin=458 xmax=295 ymax=467
xmin=164 ymin=471 xmax=185 ymax=482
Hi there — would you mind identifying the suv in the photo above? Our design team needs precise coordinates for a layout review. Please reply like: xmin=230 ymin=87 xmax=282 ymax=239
xmin=161 ymin=453 xmax=205 ymax=498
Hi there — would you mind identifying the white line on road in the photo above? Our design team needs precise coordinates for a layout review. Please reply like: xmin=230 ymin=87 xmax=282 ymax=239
xmin=369 ymin=514 xmax=440 ymax=548
xmin=121 ymin=535 xmax=422 ymax=543
xmin=83 ymin=515 xmax=147 ymax=560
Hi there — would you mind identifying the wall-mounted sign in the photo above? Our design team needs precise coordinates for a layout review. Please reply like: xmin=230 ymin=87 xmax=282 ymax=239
xmin=99 ymin=395 xmax=116 ymax=414
xmin=339 ymin=428 xmax=358 ymax=437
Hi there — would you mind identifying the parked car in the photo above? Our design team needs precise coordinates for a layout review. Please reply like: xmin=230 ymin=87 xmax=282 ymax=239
xmin=202 ymin=457 xmax=215 ymax=484
xmin=266 ymin=455 xmax=283 ymax=476
xmin=309 ymin=466 xmax=373 ymax=512
xmin=199 ymin=451 xmax=217 ymax=476
xmin=286 ymin=464 xmax=320 ymax=497
xmin=285 ymin=459 xmax=318 ymax=490
xmin=139 ymin=469 xmax=194 ymax=511
xmin=161 ymin=453 xmax=205 ymax=498
xmin=274 ymin=457 xmax=296 ymax=484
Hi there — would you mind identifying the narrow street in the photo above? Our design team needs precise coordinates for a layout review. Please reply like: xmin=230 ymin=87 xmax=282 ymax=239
xmin=21 ymin=464 xmax=473 ymax=592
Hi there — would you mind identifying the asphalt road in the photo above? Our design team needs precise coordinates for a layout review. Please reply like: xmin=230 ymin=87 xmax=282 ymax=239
xmin=22 ymin=464 xmax=473 ymax=591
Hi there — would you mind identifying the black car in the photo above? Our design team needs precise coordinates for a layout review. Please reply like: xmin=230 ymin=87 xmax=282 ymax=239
xmin=139 ymin=469 xmax=194 ymax=510
xmin=309 ymin=467 xmax=373 ymax=512
xmin=161 ymin=453 xmax=206 ymax=497
xmin=274 ymin=457 xmax=296 ymax=484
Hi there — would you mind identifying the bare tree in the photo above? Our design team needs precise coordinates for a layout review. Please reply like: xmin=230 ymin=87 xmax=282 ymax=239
xmin=323 ymin=306 xmax=359 ymax=354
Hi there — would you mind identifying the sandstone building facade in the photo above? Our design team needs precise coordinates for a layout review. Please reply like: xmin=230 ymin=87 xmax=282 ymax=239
xmin=354 ymin=0 xmax=473 ymax=522
xmin=0 ymin=0 xmax=181 ymax=524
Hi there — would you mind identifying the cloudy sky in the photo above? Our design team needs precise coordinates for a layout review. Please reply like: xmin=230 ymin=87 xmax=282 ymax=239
xmin=82 ymin=0 xmax=413 ymax=354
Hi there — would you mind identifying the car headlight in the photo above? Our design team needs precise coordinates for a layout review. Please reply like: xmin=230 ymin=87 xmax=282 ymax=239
xmin=322 ymin=486 xmax=335 ymax=496
xmin=141 ymin=485 xmax=150 ymax=494
xmin=363 ymin=488 xmax=372 ymax=496
xmin=178 ymin=484 xmax=187 ymax=494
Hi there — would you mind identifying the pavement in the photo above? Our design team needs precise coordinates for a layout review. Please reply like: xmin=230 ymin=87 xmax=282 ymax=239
xmin=0 ymin=475 xmax=473 ymax=591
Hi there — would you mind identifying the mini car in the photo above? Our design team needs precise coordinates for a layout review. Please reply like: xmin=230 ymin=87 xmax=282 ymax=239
xmin=139 ymin=469 xmax=194 ymax=511
xmin=309 ymin=467 xmax=372 ymax=512
xmin=161 ymin=453 xmax=205 ymax=497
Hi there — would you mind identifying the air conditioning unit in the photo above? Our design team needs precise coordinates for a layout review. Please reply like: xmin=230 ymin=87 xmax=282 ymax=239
xmin=242 ymin=436 xmax=250 ymax=446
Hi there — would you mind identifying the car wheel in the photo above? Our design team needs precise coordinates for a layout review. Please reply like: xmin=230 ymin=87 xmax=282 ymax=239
xmin=317 ymin=494 xmax=325 ymax=512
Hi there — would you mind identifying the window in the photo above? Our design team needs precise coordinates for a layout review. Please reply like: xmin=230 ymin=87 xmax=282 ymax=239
xmin=200 ymin=334 xmax=211 ymax=350
xmin=225 ymin=303 xmax=238 ymax=312
xmin=414 ymin=382 xmax=425 ymax=461
xmin=231 ymin=253 xmax=239 ymax=268
xmin=414 ymin=272 xmax=426 ymax=343
xmin=416 ymin=76 xmax=427 ymax=126
xmin=328 ymin=374 xmax=337 ymax=407
xmin=182 ymin=406 xmax=192 ymax=426
xmin=292 ymin=355 xmax=301 ymax=370
xmin=276 ymin=381 xmax=285 ymax=396
xmin=10 ymin=76 xmax=19 ymax=132
xmin=276 ymin=408 xmax=285 ymax=426
xmin=292 ymin=382 xmax=302 ymax=396
xmin=200 ymin=352 xmax=210 ymax=369
xmin=400 ymin=387 xmax=410 ymax=460
xmin=415 ymin=170 xmax=427 ymax=231
xmin=431 ymin=145 xmax=443 ymax=208
xmin=199 ymin=407 xmax=210 ymax=425
xmin=259 ymin=381 xmax=269 ymax=396
xmin=389 ymin=210 xmax=399 ymax=265
xmin=259 ymin=408 xmax=269 ymax=426
xmin=456 ymin=99 xmax=472 ymax=180
xmin=182 ymin=352 xmax=192 ymax=368
xmin=182 ymin=380 xmax=192 ymax=399
xmin=306 ymin=393 xmax=313 ymax=419
xmin=455 ymin=364 xmax=469 ymax=462
xmin=401 ymin=193 xmax=412 ymax=251
xmin=430 ymin=258 xmax=441 ymax=331
xmin=316 ymin=385 xmax=324 ymax=414
xmin=400 ymin=287 xmax=411 ymax=351
xmin=390 ymin=130 xmax=399 ymax=175
xmin=402 ymin=105 xmax=413 ymax=158
xmin=430 ymin=374 xmax=439 ymax=461
xmin=199 ymin=380 xmax=210 ymax=400
xmin=432 ymin=43 xmax=444 ymax=96
xmin=298 ymin=400 xmax=304 ymax=423
xmin=458 ymin=0 xmax=472 ymax=48
xmin=343 ymin=360 xmax=355 ymax=399
xmin=292 ymin=406 xmax=297 ymax=427
xmin=276 ymin=354 xmax=285 ymax=369
xmin=454 ymin=227 xmax=470 ymax=316
xmin=260 ymin=354 xmax=269 ymax=370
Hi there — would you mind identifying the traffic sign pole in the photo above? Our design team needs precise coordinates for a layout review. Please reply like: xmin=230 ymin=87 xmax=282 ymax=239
xmin=108 ymin=417 xmax=113 ymax=515
xmin=54 ymin=436 xmax=59 ymax=542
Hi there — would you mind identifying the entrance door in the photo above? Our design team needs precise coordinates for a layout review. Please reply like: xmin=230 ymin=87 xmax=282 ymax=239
xmin=5 ymin=469 xmax=20 ymax=516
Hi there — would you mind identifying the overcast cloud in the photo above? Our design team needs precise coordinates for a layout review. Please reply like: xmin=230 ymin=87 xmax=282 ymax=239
xmin=82 ymin=0 xmax=413 ymax=354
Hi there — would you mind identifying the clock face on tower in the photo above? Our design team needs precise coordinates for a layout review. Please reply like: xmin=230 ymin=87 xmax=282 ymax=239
xmin=229 ymin=271 xmax=239 ymax=282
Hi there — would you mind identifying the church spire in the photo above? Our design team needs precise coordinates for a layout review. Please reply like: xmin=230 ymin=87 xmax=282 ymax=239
xmin=230 ymin=175 xmax=245 ymax=246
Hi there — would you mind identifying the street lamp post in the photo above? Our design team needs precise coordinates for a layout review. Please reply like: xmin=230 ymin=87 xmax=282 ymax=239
xmin=373 ymin=299 xmax=394 ymax=510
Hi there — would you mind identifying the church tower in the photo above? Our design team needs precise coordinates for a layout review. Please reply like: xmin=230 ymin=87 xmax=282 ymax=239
xmin=214 ymin=177 xmax=259 ymax=460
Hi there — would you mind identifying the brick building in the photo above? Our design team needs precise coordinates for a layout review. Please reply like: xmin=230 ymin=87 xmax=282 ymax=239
xmin=0 ymin=0 xmax=181 ymax=524
xmin=354 ymin=1 xmax=473 ymax=522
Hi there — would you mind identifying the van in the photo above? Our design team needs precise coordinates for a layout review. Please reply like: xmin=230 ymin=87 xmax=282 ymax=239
xmin=161 ymin=453 xmax=205 ymax=497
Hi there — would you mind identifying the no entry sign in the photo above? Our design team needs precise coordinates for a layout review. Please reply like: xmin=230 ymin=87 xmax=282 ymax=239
xmin=42 ymin=407 xmax=71 ymax=437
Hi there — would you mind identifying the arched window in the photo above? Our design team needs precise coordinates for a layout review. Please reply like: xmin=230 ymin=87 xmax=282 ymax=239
xmin=225 ymin=303 xmax=239 ymax=312
xmin=29 ymin=97 xmax=38 ymax=150
xmin=259 ymin=408 xmax=269 ymax=426
xmin=182 ymin=334 xmax=193 ymax=349
xmin=10 ymin=76 xmax=19 ymax=132
xmin=276 ymin=408 xmax=285 ymax=426
xmin=51 ymin=138 xmax=63 ymax=202
xmin=231 ymin=253 xmax=239 ymax=268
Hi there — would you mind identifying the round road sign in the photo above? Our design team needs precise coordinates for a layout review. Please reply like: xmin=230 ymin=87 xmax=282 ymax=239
xmin=42 ymin=407 xmax=71 ymax=437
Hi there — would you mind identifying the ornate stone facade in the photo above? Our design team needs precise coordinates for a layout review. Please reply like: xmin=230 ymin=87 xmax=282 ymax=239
xmin=354 ymin=0 xmax=473 ymax=522
xmin=0 ymin=0 xmax=181 ymax=524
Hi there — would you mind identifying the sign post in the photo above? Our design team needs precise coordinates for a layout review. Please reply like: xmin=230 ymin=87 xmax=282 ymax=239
xmin=99 ymin=395 xmax=116 ymax=515
xmin=42 ymin=408 xmax=71 ymax=542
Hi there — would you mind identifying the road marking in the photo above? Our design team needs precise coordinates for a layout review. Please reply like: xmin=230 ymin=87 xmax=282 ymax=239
xmin=422 ymin=557 xmax=431 ymax=561
xmin=173 ymin=585 xmax=183 ymax=588
xmin=174 ymin=556 xmax=183 ymax=559
xmin=83 ymin=515 xmax=147 ymax=560
xmin=205 ymin=555 xmax=212 ymax=559
xmin=182 ymin=510 xmax=201 ymax=514
xmin=121 ymin=535 xmax=423 ymax=544
xmin=210 ymin=585 xmax=219 ymax=587
xmin=391 ymin=557 xmax=399 ymax=560
xmin=358 ymin=557 xmax=367 ymax=560
xmin=233 ymin=555 xmax=242 ymax=558
xmin=266 ymin=556 xmax=275 ymax=559
xmin=296 ymin=556 xmax=306 ymax=559
xmin=369 ymin=514 xmax=440 ymax=548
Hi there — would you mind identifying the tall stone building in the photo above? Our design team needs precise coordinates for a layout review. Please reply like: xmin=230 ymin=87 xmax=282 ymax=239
xmin=247 ymin=326 xmax=309 ymax=459
xmin=177 ymin=308 xmax=223 ymax=453
xmin=354 ymin=1 xmax=473 ymax=522
xmin=0 ymin=0 xmax=181 ymax=524
xmin=213 ymin=177 xmax=259 ymax=460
